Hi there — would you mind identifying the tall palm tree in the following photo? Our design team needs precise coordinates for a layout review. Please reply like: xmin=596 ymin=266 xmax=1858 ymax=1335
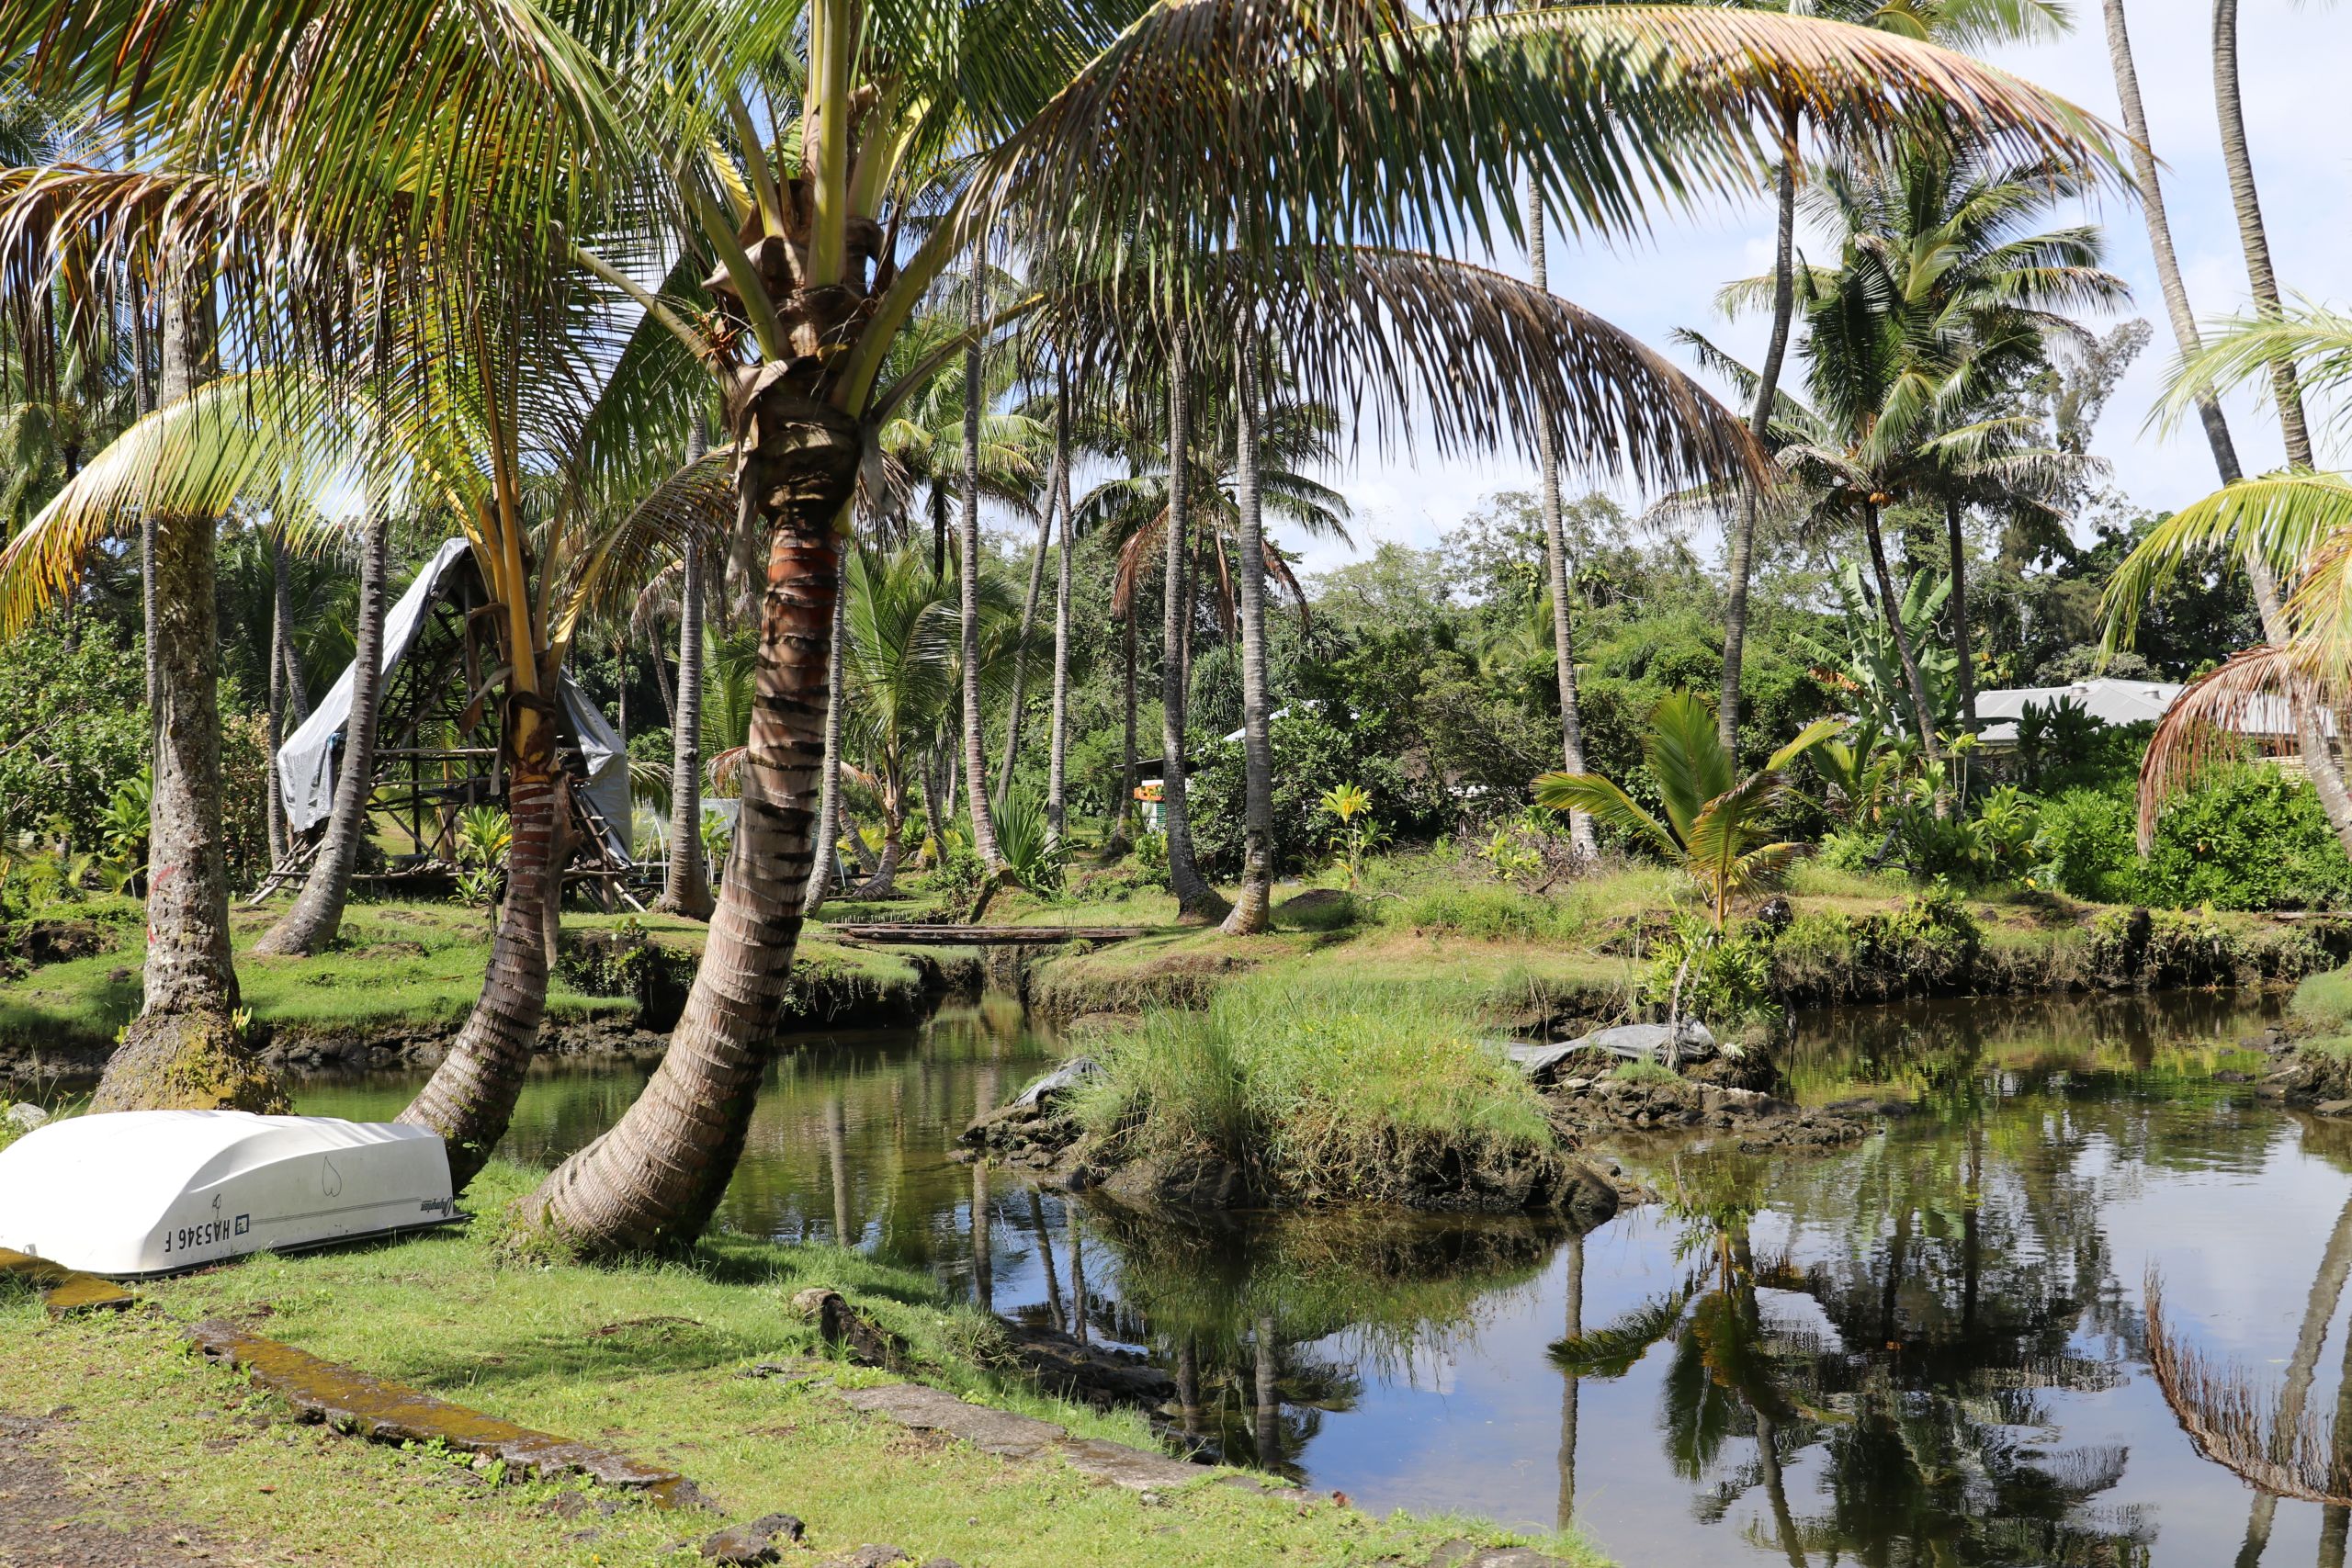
xmin=249 ymin=502 xmax=388 ymax=956
xmin=1157 ymin=331 xmax=1225 ymax=919
xmin=89 ymin=277 xmax=280 ymax=1111
xmin=1713 ymin=0 xmax=2071 ymax=753
xmin=2211 ymin=0 xmax=2315 ymax=473
xmin=1522 ymin=176 xmax=1599 ymax=859
xmin=3 ymin=0 xmax=2110 ymax=1251
xmin=2104 ymin=306 xmax=2352 ymax=854
xmin=654 ymin=418 xmax=717 ymax=919
xmin=1046 ymin=367 xmax=1076 ymax=845
xmin=1222 ymin=335 xmax=1276 ymax=932
xmin=1690 ymin=139 xmax=2124 ymax=764
xmin=2097 ymin=0 xmax=2352 ymax=848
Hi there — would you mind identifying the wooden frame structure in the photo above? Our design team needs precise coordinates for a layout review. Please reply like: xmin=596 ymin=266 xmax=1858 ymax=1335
xmin=252 ymin=545 xmax=639 ymax=907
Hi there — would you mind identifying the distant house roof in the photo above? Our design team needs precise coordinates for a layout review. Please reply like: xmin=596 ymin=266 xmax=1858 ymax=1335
xmin=1975 ymin=676 xmax=2322 ymax=748
xmin=1974 ymin=678 xmax=2182 ymax=745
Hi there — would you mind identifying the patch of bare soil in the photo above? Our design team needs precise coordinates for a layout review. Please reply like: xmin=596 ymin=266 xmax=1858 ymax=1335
xmin=0 ymin=1411 xmax=259 ymax=1567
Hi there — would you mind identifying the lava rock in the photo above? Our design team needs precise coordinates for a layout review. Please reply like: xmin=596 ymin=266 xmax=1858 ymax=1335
xmin=699 ymin=1512 xmax=807 ymax=1564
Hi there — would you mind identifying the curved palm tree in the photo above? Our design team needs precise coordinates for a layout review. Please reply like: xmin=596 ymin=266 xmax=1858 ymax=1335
xmin=2102 ymin=305 xmax=2352 ymax=853
xmin=2097 ymin=0 xmax=2352 ymax=850
xmin=0 ymin=0 xmax=2113 ymax=1250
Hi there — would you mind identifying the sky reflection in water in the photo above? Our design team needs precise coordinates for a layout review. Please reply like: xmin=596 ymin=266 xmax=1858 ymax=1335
xmin=298 ymin=988 xmax=2352 ymax=1567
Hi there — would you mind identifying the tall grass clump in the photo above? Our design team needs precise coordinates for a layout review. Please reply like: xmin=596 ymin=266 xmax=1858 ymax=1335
xmin=1069 ymin=974 xmax=1562 ymax=1205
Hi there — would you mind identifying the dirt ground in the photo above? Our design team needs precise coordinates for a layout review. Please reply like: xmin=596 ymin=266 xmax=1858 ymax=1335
xmin=0 ymin=1412 xmax=254 ymax=1568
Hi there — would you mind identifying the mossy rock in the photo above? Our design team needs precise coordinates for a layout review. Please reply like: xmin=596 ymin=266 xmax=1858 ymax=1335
xmin=90 ymin=1008 xmax=288 ymax=1114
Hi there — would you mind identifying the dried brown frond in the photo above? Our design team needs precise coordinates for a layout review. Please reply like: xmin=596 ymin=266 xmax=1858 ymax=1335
xmin=2135 ymin=646 xmax=2340 ymax=851
xmin=2145 ymin=1269 xmax=2352 ymax=1506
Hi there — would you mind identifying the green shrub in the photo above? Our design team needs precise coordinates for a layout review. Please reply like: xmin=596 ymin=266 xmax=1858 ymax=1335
xmin=0 ymin=618 xmax=147 ymax=852
xmin=2038 ymin=768 xmax=2352 ymax=910
xmin=1639 ymin=916 xmax=1773 ymax=1025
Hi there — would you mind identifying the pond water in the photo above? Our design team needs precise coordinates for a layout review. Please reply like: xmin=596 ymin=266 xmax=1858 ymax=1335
xmin=288 ymin=987 xmax=2352 ymax=1568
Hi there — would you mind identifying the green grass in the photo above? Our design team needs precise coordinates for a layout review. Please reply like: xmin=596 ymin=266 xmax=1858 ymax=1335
xmin=0 ymin=1161 xmax=1605 ymax=1568
xmin=0 ymin=897 xmax=927 ymax=1049
xmin=1069 ymin=972 xmax=1563 ymax=1204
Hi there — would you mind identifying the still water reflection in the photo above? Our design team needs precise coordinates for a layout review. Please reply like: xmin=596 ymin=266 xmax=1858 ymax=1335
xmin=296 ymin=989 xmax=2352 ymax=1567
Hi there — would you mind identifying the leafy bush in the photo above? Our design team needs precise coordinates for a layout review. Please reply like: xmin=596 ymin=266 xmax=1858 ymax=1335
xmin=2039 ymin=768 xmax=2352 ymax=910
xmin=1640 ymin=915 xmax=1774 ymax=1026
xmin=0 ymin=618 xmax=147 ymax=852
xmin=1187 ymin=713 xmax=1411 ymax=876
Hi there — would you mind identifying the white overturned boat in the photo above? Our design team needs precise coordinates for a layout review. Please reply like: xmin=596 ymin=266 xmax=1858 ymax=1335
xmin=0 ymin=1111 xmax=456 ymax=1279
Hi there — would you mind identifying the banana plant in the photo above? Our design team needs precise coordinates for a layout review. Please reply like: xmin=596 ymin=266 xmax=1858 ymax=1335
xmin=1535 ymin=691 xmax=1840 ymax=929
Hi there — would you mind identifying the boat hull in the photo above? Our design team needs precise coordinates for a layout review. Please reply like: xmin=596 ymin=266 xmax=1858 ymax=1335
xmin=0 ymin=1111 xmax=456 ymax=1279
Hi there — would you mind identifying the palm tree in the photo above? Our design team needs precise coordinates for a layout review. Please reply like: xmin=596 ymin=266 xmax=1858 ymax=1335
xmin=1046 ymin=367 xmax=1077 ymax=845
xmin=2 ymin=0 xmax=2110 ymax=1251
xmin=2103 ymin=306 xmax=2352 ymax=854
xmin=249 ymin=503 xmax=388 ymax=956
xmin=653 ymin=418 xmax=717 ymax=919
xmin=2211 ymin=0 xmax=2316 ymax=474
xmin=1690 ymin=139 xmax=2124 ymax=766
xmin=2097 ymin=0 xmax=2352 ymax=846
xmin=1222 ymin=336 xmax=1276 ymax=932
xmin=1157 ymin=332 xmax=1225 ymax=920
xmin=88 ymin=278 xmax=280 ymax=1111
xmin=838 ymin=545 xmax=959 ymax=897
xmin=1522 ymin=178 xmax=1600 ymax=860
xmin=1534 ymin=690 xmax=1838 ymax=929
xmin=1713 ymin=0 xmax=2072 ymax=753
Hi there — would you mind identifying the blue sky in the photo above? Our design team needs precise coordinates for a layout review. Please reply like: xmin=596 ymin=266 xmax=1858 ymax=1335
xmin=1295 ymin=0 xmax=2352 ymax=577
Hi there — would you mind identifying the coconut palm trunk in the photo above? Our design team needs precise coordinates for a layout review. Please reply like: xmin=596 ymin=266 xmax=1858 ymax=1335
xmin=1160 ymin=332 xmax=1225 ymax=919
xmin=396 ymin=708 xmax=562 ymax=1188
xmin=1864 ymin=502 xmax=1939 ymax=761
xmin=1719 ymin=108 xmax=1801 ymax=755
xmin=960 ymin=257 xmax=1006 ymax=874
xmin=252 ymin=508 xmax=389 ymax=956
xmin=1222 ymin=340 xmax=1276 ymax=935
xmin=1524 ymin=178 xmax=1600 ymax=860
xmin=1046 ymin=371 xmax=1075 ymax=845
xmin=656 ymin=423 xmax=716 ymax=919
xmin=266 ymin=536 xmax=292 ymax=865
xmin=2213 ymin=0 xmax=2317 ymax=469
xmin=806 ymin=553 xmax=851 ymax=914
xmin=526 ymin=379 xmax=863 ymax=1253
xmin=95 ymin=279 xmax=280 ymax=1115
xmin=1112 ymin=613 xmax=1138 ymax=853
xmin=861 ymin=774 xmax=908 ymax=897
xmin=1946 ymin=497 xmax=1978 ymax=734
xmin=1001 ymin=476 xmax=1055 ymax=784
xmin=2100 ymin=0 xmax=2352 ymax=851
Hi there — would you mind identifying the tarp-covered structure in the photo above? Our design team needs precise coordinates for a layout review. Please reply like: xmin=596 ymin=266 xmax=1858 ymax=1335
xmin=267 ymin=539 xmax=632 ymax=888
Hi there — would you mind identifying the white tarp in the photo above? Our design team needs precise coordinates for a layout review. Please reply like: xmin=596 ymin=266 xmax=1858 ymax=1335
xmin=275 ymin=538 xmax=629 ymax=860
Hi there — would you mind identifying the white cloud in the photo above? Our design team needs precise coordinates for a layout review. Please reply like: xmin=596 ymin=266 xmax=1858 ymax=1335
xmin=1275 ymin=0 xmax=2352 ymax=573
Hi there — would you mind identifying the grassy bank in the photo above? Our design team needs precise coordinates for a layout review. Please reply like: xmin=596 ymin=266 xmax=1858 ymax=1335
xmin=0 ymin=897 xmax=933 ymax=1060
xmin=0 ymin=1162 xmax=1599 ymax=1567
xmin=1066 ymin=972 xmax=1575 ymax=1209
xmin=1021 ymin=857 xmax=2339 ymax=1031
